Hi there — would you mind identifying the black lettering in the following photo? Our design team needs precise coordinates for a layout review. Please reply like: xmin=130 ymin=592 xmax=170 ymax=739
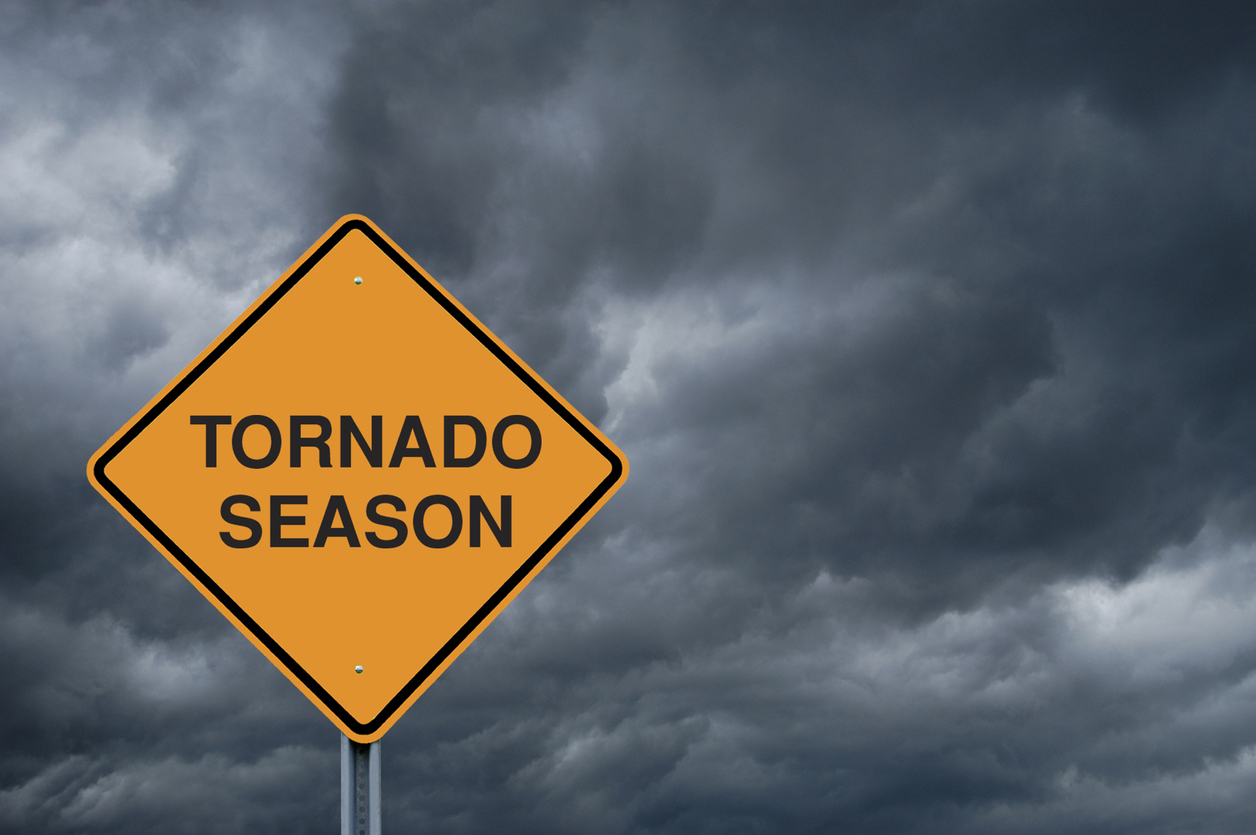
xmin=492 ymin=416 xmax=541 ymax=469
xmin=191 ymin=416 xmax=232 ymax=467
xmin=444 ymin=416 xmax=486 ymax=467
xmin=389 ymin=416 xmax=436 ymax=467
xmin=341 ymin=415 xmax=383 ymax=468
xmin=413 ymin=495 xmax=462 ymax=548
xmin=314 ymin=495 xmax=360 ymax=547
xmin=290 ymin=416 xmax=332 ymax=468
xmin=469 ymin=495 xmax=511 ymax=547
xmin=233 ymin=415 xmax=282 ymax=469
xmin=270 ymin=495 xmax=308 ymax=547
xmin=365 ymin=495 xmax=408 ymax=548
xmin=219 ymin=494 xmax=261 ymax=548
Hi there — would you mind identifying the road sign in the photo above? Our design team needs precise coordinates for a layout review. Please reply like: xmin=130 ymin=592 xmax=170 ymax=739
xmin=87 ymin=216 xmax=628 ymax=742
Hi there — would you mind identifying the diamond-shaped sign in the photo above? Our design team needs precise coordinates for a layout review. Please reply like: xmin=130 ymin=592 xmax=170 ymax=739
xmin=87 ymin=216 xmax=627 ymax=741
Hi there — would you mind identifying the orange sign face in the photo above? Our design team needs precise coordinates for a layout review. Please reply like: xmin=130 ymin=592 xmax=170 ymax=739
xmin=87 ymin=216 xmax=627 ymax=742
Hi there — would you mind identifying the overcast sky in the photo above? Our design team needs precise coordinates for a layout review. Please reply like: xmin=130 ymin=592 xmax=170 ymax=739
xmin=4 ymin=2 xmax=1256 ymax=833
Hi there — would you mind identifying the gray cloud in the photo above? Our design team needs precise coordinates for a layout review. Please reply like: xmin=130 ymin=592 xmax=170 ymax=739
xmin=4 ymin=2 xmax=1256 ymax=833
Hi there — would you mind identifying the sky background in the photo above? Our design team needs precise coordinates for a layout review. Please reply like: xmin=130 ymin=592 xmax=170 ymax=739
xmin=3 ymin=2 xmax=1256 ymax=833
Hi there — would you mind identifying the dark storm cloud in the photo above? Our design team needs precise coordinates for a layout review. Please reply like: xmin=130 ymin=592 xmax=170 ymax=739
xmin=5 ymin=1 xmax=1256 ymax=833
xmin=321 ymin=1 xmax=1256 ymax=601
xmin=309 ymin=4 xmax=1256 ymax=832
xmin=0 ymin=4 xmax=353 ymax=833
xmin=365 ymin=523 xmax=1256 ymax=834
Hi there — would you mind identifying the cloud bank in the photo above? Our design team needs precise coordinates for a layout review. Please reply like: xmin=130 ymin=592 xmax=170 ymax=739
xmin=3 ymin=2 xmax=1256 ymax=832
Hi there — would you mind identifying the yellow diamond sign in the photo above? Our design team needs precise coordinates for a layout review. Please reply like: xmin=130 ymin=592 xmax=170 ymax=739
xmin=87 ymin=216 xmax=628 ymax=742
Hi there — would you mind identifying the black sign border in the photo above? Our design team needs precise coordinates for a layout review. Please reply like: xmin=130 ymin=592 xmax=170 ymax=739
xmin=91 ymin=218 xmax=626 ymax=736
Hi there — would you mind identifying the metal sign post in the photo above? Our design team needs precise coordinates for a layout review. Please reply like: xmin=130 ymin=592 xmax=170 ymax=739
xmin=341 ymin=734 xmax=381 ymax=835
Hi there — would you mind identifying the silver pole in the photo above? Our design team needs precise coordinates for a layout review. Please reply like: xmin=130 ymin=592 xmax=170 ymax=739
xmin=340 ymin=734 xmax=351 ymax=834
xmin=341 ymin=733 xmax=381 ymax=835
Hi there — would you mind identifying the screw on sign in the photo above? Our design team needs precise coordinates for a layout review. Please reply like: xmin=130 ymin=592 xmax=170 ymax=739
xmin=87 ymin=216 xmax=628 ymax=831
